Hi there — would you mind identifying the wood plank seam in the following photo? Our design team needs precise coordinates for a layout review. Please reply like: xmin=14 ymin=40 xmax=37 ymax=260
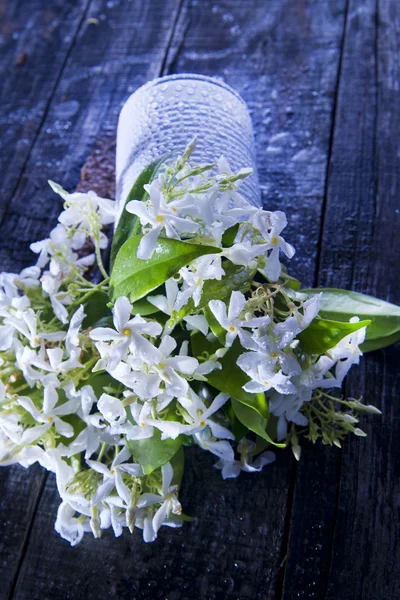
xmin=3 ymin=3 xmax=194 ymax=596
xmin=161 ymin=0 xmax=191 ymax=76
xmin=278 ymin=2 xmax=351 ymax=597
xmin=274 ymin=458 xmax=298 ymax=599
xmin=0 ymin=0 xmax=93 ymax=234
xmin=5 ymin=471 xmax=48 ymax=600
xmin=313 ymin=0 xmax=351 ymax=288
xmin=158 ymin=0 xmax=187 ymax=77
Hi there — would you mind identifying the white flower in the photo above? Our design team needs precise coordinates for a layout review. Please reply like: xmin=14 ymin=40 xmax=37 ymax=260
xmin=63 ymin=384 xmax=105 ymax=459
xmin=18 ymin=385 xmax=80 ymax=443
xmin=4 ymin=307 xmax=65 ymax=348
xmin=243 ymin=334 xmax=301 ymax=377
xmin=136 ymin=462 xmax=181 ymax=542
xmin=223 ymin=241 xmax=269 ymax=268
xmin=55 ymin=501 xmax=91 ymax=546
xmin=148 ymin=278 xmax=209 ymax=335
xmin=126 ymin=179 xmax=199 ymax=259
xmin=215 ymin=439 xmax=275 ymax=479
xmin=131 ymin=335 xmax=198 ymax=399
xmin=274 ymin=294 xmax=321 ymax=348
xmin=41 ymin=273 xmax=72 ymax=324
xmin=147 ymin=389 xmax=232 ymax=440
xmin=118 ymin=401 xmax=154 ymax=441
xmin=90 ymin=296 xmax=162 ymax=368
xmin=98 ymin=393 xmax=126 ymax=426
xmin=253 ymin=210 xmax=295 ymax=281
xmin=65 ymin=305 xmax=85 ymax=355
xmin=238 ymin=351 xmax=297 ymax=395
xmin=175 ymin=254 xmax=224 ymax=310
xmin=88 ymin=446 xmax=143 ymax=507
xmin=217 ymin=156 xmax=254 ymax=210
xmin=50 ymin=181 xmax=116 ymax=245
xmin=193 ymin=428 xmax=235 ymax=462
xmin=208 ymin=290 xmax=269 ymax=348
xmin=327 ymin=317 xmax=366 ymax=385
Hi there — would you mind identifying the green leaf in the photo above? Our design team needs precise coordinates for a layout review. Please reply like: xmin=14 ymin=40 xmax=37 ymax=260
xmin=191 ymin=333 xmax=269 ymax=420
xmin=110 ymin=155 xmax=168 ymax=270
xmin=82 ymin=291 xmax=110 ymax=328
xmin=176 ymin=261 xmax=254 ymax=319
xmin=130 ymin=297 xmax=161 ymax=316
xmin=221 ymin=224 xmax=239 ymax=247
xmin=110 ymin=236 xmax=220 ymax=303
xmin=126 ymin=427 xmax=184 ymax=476
xmin=298 ymin=316 xmax=371 ymax=355
xmin=203 ymin=306 xmax=226 ymax=345
xmin=81 ymin=372 xmax=119 ymax=396
xmin=253 ymin=416 xmax=280 ymax=454
xmin=170 ymin=445 xmax=185 ymax=487
xmin=232 ymin=399 xmax=285 ymax=448
xmin=301 ymin=288 xmax=400 ymax=352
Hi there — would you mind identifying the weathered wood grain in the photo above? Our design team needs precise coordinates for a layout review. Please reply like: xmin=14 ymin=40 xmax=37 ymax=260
xmin=167 ymin=2 xmax=348 ymax=597
xmin=0 ymin=0 xmax=91 ymax=215
xmin=0 ymin=1 xmax=90 ymax=596
xmin=0 ymin=0 xmax=180 ymax=597
xmin=282 ymin=0 xmax=400 ymax=598
xmin=1 ymin=0 xmax=398 ymax=598
xmin=1 ymin=1 xmax=348 ymax=599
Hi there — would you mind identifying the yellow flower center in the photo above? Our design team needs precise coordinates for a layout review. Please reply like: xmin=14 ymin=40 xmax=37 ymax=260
xmin=156 ymin=215 xmax=164 ymax=222
xmin=199 ymin=420 xmax=206 ymax=427
xmin=229 ymin=326 xmax=236 ymax=332
xmin=271 ymin=236 xmax=278 ymax=245
xmin=123 ymin=328 xmax=131 ymax=336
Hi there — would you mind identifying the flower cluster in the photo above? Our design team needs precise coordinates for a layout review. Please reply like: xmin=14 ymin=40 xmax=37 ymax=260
xmin=0 ymin=138 xmax=380 ymax=546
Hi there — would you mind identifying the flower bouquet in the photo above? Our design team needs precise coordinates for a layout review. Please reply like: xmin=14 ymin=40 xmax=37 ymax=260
xmin=1 ymin=75 xmax=399 ymax=545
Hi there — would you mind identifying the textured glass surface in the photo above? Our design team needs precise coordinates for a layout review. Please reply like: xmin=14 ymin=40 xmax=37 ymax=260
xmin=116 ymin=74 xmax=261 ymax=220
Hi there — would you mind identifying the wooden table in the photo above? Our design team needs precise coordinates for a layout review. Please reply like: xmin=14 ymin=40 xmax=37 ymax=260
xmin=0 ymin=1 xmax=399 ymax=598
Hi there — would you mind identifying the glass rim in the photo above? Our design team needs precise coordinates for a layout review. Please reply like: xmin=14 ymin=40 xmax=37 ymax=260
xmin=132 ymin=73 xmax=248 ymax=108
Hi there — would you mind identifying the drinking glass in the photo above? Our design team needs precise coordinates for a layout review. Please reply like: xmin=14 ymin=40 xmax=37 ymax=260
xmin=116 ymin=73 xmax=261 ymax=222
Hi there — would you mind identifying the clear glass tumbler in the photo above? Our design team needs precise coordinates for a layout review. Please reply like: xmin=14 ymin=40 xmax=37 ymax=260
xmin=116 ymin=74 xmax=261 ymax=221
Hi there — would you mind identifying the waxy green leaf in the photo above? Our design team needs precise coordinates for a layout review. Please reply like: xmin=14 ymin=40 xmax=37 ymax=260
xmin=203 ymin=305 xmax=226 ymax=345
xmin=126 ymin=427 xmax=184 ymax=476
xmin=298 ymin=316 xmax=370 ymax=355
xmin=301 ymin=288 xmax=400 ymax=352
xmin=110 ymin=155 xmax=167 ymax=270
xmin=221 ymin=224 xmax=239 ymax=247
xmin=191 ymin=333 xmax=269 ymax=420
xmin=110 ymin=236 xmax=220 ymax=303
xmin=82 ymin=291 xmax=110 ymax=329
xmin=231 ymin=399 xmax=285 ymax=448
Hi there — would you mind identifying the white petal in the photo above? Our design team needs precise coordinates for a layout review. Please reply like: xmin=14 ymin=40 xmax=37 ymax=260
xmin=54 ymin=417 xmax=74 ymax=438
xmin=207 ymin=420 xmax=235 ymax=440
xmin=137 ymin=226 xmax=162 ymax=260
xmin=43 ymin=385 xmax=58 ymax=414
xmin=208 ymin=299 xmax=228 ymax=329
xmin=137 ymin=493 xmax=163 ymax=508
xmin=228 ymin=291 xmax=246 ymax=321
xmin=113 ymin=297 xmax=132 ymax=332
xmin=114 ymin=470 xmax=132 ymax=506
xmin=153 ymin=501 xmax=169 ymax=533
xmin=203 ymin=392 xmax=230 ymax=419
xmin=161 ymin=462 xmax=174 ymax=495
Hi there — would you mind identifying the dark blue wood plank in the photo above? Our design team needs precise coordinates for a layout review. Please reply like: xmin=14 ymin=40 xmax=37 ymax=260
xmin=282 ymin=0 xmax=400 ymax=598
xmin=2 ymin=1 xmax=347 ymax=599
